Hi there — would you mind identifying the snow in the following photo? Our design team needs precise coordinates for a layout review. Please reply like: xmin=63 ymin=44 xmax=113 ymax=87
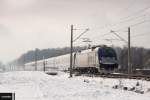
xmin=0 ymin=71 xmax=150 ymax=100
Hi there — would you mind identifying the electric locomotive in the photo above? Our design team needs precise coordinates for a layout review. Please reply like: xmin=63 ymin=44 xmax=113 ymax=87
xmin=74 ymin=45 xmax=118 ymax=74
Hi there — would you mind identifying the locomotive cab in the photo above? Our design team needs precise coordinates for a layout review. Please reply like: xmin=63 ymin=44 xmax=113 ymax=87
xmin=98 ymin=47 xmax=118 ymax=74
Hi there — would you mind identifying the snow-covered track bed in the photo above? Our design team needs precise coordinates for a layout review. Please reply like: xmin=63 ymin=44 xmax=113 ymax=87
xmin=78 ymin=73 xmax=150 ymax=81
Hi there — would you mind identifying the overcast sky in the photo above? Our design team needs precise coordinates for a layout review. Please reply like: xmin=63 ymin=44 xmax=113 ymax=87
xmin=0 ymin=0 xmax=150 ymax=63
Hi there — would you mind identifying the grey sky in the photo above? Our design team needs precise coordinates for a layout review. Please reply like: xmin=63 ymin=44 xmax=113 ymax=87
xmin=0 ymin=0 xmax=150 ymax=63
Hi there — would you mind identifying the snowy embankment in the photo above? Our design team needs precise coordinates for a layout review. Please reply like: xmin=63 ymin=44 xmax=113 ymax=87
xmin=0 ymin=71 xmax=150 ymax=100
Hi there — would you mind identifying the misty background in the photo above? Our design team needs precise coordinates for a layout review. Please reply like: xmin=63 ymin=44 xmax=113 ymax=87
xmin=0 ymin=0 xmax=150 ymax=70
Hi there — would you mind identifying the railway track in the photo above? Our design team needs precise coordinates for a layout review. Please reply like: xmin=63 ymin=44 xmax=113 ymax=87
xmin=75 ymin=72 xmax=150 ymax=81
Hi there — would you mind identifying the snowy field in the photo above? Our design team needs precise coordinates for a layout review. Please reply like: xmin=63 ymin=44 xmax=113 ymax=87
xmin=0 ymin=71 xmax=150 ymax=100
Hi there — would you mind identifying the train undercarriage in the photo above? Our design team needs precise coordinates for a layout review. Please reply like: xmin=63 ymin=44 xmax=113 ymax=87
xmin=73 ymin=64 xmax=118 ymax=75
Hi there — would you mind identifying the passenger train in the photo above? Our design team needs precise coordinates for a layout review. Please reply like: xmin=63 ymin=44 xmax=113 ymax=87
xmin=25 ymin=45 xmax=118 ymax=74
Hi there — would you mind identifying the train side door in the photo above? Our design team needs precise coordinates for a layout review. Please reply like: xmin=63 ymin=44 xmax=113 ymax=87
xmin=88 ymin=52 xmax=96 ymax=67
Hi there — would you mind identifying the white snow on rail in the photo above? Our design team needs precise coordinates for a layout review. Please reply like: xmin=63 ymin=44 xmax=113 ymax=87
xmin=0 ymin=71 xmax=150 ymax=100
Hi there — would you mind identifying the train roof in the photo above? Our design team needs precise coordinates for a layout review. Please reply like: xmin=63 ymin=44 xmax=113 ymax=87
xmin=76 ymin=45 xmax=114 ymax=54
xmin=25 ymin=53 xmax=71 ymax=65
xmin=25 ymin=45 xmax=114 ymax=65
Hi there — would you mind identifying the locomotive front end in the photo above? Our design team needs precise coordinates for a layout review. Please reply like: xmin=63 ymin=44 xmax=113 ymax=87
xmin=98 ymin=47 xmax=118 ymax=74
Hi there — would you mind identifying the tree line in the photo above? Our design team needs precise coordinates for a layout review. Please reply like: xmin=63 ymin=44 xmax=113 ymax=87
xmin=7 ymin=46 xmax=150 ymax=72
xmin=115 ymin=46 xmax=150 ymax=72
xmin=9 ymin=46 xmax=86 ymax=66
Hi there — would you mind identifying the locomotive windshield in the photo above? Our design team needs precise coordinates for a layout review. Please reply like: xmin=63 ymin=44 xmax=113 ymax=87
xmin=98 ymin=47 xmax=117 ymax=58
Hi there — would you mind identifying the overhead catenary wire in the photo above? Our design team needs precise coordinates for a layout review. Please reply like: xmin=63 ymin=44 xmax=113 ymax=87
xmin=131 ymin=32 xmax=150 ymax=38
xmin=129 ymin=19 xmax=150 ymax=27
xmin=103 ymin=31 xmax=150 ymax=44
xmin=88 ymin=5 xmax=150 ymax=39
xmin=116 ymin=0 xmax=136 ymax=15
xmin=89 ymin=14 xmax=150 ymax=42
xmin=73 ymin=28 xmax=89 ymax=42
xmin=91 ymin=7 xmax=150 ymax=32
xmin=110 ymin=19 xmax=150 ymax=33
xmin=90 ymin=31 xmax=111 ymax=40
xmin=120 ymin=5 xmax=150 ymax=21
xmin=88 ymin=21 xmax=145 ymax=42
xmin=82 ymin=6 xmax=150 ymax=44
xmin=110 ymin=30 xmax=128 ymax=43
xmin=73 ymin=5 xmax=150 ymax=47
xmin=102 ymin=13 xmax=148 ymax=30
xmin=92 ymin=18 xmax=150 ymax=41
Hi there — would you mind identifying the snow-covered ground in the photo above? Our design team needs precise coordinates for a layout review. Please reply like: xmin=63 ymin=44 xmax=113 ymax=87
xmin=0 ymin=71 xmax=150 ymax=100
